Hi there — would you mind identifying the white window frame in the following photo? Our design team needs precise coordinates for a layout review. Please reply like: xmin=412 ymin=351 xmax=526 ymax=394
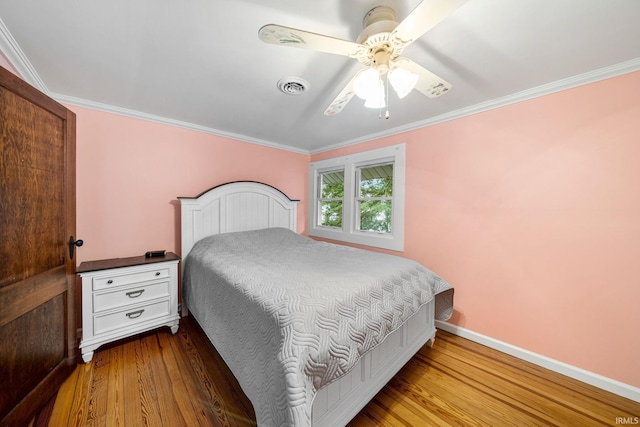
xmin=308 ymin=143 xmax=405 ymax=251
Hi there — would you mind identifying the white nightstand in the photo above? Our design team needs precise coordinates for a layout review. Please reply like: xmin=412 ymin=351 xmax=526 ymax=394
xmin=77 ymin=253 xmax=180 ymax=362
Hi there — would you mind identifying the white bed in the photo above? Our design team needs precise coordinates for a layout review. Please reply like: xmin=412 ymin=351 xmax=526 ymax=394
xmin=179 ymin=181 xmax=453 ymax=427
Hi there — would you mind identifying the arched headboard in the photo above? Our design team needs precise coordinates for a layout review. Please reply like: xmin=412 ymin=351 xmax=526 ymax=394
xmin=179 ymin=181 xmax=299 ymax=259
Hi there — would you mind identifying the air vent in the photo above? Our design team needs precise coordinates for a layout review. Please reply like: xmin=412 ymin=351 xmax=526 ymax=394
xmin=277 ymin=77 xmax=309 ymax=95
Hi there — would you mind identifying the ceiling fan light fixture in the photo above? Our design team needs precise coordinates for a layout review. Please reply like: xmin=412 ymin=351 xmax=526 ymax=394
xmin=388 ymin=67 xmax=419 ymax=98
xmin=353 ymin=68 xmax=381 ymax=100
xmin=363 ymin=80 xmax=386 ymax=109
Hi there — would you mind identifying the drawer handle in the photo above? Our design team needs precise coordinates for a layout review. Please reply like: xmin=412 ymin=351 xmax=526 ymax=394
xmin=155 ymin=272 xmax=161 ymax=276
xmin=125 ymin=289 xmax=145 ymax=298
xmin=107 ymin=279 xmax=113 ymax=284
xmin=126 ymin=309 xmax=145 ymax=319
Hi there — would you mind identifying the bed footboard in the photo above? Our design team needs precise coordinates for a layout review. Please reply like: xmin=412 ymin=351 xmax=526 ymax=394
xmin=312 ymin=300 xmax=436 ymax=427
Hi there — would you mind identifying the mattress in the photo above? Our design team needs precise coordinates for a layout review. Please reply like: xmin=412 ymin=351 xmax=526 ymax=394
xmin=183 ymin=227 xmax=453 ymax=426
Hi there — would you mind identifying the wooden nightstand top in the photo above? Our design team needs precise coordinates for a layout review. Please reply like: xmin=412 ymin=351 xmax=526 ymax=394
xmin=77 ymin=252 xmax=180 ymax=274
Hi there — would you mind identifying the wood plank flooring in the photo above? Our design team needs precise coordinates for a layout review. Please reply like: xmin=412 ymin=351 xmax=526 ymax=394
xmin=36 ymin=316 xmax=639 ymax=426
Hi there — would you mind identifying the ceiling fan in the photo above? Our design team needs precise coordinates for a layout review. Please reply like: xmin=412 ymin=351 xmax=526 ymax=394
xmin=258 ymin=0 xmax=468 ymax=117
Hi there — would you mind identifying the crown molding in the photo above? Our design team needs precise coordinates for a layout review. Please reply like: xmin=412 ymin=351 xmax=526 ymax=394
xmin=0 ymin=16 xmax=48 ymax=92
xmin=50 ymin=93 xmax=310 ymax=155
xmin=311 ymin=57 xmax=640 ymax=154
xmin=51 ymin=57 xmax=640 ymax=156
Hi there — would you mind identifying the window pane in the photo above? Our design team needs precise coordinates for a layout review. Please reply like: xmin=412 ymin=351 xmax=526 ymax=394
xmin=320 ymin=201 xmax=343 ymax=227
xmin=359 ymin=164 xmax=392 ymax=197
xmin=320 ymin=170 xmax=344 ymax=198
xmin=359 ymin=200 xmax=392 ymax=233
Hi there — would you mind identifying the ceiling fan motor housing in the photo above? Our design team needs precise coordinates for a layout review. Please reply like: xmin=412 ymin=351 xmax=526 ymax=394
xmin=357 ymin=6 xmax=403 ymax=67
xmin=362 ymin=5 xmax=396 ymax=28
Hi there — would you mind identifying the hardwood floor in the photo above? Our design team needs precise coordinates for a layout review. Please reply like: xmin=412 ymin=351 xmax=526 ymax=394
xmin=37 ymin=316 xmax=639 ymax=426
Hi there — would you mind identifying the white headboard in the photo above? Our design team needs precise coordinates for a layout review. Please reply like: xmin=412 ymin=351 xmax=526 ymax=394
xmin=179 ymin=181 xmax=299 ymax=259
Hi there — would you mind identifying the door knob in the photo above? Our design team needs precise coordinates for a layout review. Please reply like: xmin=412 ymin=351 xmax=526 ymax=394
xmin=69 ymin=236 xmax=84 ymax=259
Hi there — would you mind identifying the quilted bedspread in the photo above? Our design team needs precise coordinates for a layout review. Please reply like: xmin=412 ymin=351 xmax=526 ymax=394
xmin=183 ymin=228 xmax=453 ymax=427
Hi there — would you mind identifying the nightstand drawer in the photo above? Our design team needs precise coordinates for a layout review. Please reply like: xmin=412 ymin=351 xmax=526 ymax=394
xmin=93 ymin=299 xmax=171 ymax=336
xmin=93 ymin=281 xmax=170 ymax=313
xmin=93 ymin=267 xmax=170 ymax=291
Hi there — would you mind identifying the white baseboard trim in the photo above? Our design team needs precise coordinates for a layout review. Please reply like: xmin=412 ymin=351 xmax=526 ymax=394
xmin=435 ymin=320 xmax=640 ymax=403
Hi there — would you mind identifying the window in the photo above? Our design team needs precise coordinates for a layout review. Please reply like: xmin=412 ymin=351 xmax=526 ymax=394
xmin=309 ymin=144 xmax=405 ymax=251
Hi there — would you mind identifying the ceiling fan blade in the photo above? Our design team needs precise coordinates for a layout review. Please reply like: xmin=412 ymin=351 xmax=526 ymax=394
xmin=259 ymin=24 xmax=367 ymax=59
xmin=324 ymin=73 xmax=360 ymax=116
xmin=395 ymin=57 xmax=452 ymax=98
xmin=390 ymin=0 xmax=468 ymax=47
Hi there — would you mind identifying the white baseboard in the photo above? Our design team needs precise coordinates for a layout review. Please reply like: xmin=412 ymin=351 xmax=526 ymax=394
xmin=435 ymin=320 xmax=640 ymax=403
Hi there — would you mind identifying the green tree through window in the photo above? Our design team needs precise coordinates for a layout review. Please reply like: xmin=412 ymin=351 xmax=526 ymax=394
xmin=319 ymin=170 xmax=344 ymax=228
xmin=357 ymin=164 xmax=393 ymax=233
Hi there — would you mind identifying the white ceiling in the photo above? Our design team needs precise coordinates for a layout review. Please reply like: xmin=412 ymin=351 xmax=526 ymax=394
xmin=1 ymin=0 xmax=639 ymax=153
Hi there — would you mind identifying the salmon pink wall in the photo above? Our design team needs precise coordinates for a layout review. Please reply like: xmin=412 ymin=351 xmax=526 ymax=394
xmin=72 ymin=106 xmax=308 ymax=264
xmin=312 ymin=71 xmax=640 ymax=389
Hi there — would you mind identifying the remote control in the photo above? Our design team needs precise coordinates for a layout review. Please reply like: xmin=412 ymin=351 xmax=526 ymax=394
xmin=145 ymin=250 xmax=166 ymax=258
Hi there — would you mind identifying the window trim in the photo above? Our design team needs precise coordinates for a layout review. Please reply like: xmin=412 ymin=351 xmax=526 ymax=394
xmin=308 ymin=144 xmax=405 ymax=251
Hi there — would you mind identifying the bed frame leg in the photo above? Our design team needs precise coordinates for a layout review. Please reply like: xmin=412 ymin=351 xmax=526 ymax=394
xmin=426 ymin=336 xmax=436 ymax=348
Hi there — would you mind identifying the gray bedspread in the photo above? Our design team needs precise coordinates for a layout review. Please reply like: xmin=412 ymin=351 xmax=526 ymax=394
xmin=183 ymin=228 xmax=453 ymax=427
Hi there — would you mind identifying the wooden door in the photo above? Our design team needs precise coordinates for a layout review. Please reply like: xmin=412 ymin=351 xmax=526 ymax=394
xmin=0 ymin=65 xmax=77 ymax=425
